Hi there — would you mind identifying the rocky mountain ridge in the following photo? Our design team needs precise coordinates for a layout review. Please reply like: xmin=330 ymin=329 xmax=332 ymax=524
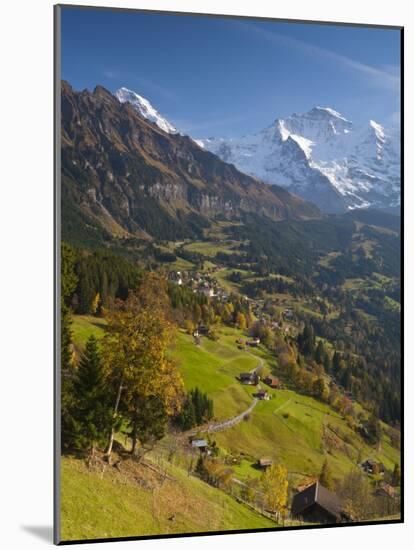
xmin=61 ymin=81 xmax=320 ymax=244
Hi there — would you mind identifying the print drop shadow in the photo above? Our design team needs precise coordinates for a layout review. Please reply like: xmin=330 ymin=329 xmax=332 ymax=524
xmin=21 ymin=525 xmax=53 ymax=543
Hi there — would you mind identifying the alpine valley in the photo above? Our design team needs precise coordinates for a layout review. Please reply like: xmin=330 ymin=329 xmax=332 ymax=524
xmin=60 ymin=81 xmax=401 ymax=540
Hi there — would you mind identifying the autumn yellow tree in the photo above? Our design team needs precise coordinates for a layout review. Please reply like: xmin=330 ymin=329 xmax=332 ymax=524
xmin=184 ymin=319 xmax=195 ymax=335
xmin=236 ymin=312 xmax=247 ymax=331
xmin=221 ymin=302 xmax=234 ymax=323
xmin=102 ymin=273 xmax=184 ymax=459
xmin=91 ymin=292 xmax=100 ymax=315
xmin=261 ymin=463 xmax=289 ymax=520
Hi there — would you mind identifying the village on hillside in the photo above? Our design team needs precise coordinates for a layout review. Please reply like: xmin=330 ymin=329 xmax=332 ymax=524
xmin=161 ymin=267 xmax=401 ymax=525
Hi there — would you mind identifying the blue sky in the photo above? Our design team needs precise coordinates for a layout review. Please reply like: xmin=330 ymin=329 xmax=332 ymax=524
xmin=61 ymin=7 xmax=401 ymax=138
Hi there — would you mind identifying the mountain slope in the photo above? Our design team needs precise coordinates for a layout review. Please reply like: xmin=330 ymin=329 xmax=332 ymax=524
xmin=200 ymin=107 xmax=400 ymax=213
xmin=61 ymin=81 xmax=320 ymax=244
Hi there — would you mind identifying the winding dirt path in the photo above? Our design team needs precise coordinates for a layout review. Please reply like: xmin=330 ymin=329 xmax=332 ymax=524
xmin=188 ymin=353 xmax=264 ymax=436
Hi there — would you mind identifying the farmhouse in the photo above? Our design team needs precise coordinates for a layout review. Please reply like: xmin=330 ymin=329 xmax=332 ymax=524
xmin=197 ymin=325 xmax=210 ymax=336
xmin=169 ymin=270 xmax=183 ymax=285
xmin=258 ymin=457 xmax=273 ymax=469
xmin=200 ymin=287 xmax=215 ymax=298
xmin=361 ymin=459 xmax=385 ymax=475
xmin=239 ymin=372 xmax=258 ymax=385
xmin=291 ymin=482 xmax=348 ymax=524
xmin=246 ymin=338 xmax=260 ymax=347
xmin=264 ymin=375 xmax=281 ymax=389
xmin=191 ymin=439 xmax=208 ymax=452
xmin=255 ymin=389 xmax=270 ymax=400
xmin=283 ymin=308 xmax=294 ymax=320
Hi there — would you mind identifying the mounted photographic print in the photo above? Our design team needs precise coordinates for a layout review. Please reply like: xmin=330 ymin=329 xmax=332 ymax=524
xmin=54 ymin=4 xmax=403 ymax=544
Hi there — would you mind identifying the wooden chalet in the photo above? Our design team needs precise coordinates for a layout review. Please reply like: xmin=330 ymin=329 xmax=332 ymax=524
xmin=191 ymin=439 xmax=208 ymax=452
xmin=264 ymin=375 xmax=281 ymax=389
xmin=246 ymin=339 xmax=259 ymax=348
xmin=239 ymin=372 xmax=258 ymax=385
xmin=361 ymin=459 xmax=385 ymax=475
xmin=258 ymin=457 xmax=273 ymax=469
xmin=291 ymin=482 xmax=348 ymax=524
xmin=255 ymin=389 xmax=270 ymax=400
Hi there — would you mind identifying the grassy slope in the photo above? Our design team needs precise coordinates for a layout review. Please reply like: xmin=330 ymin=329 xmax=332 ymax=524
xmin=71 ymin=315 xmax=106 ymax=348
xmin=70 ymin=315 xmax=399 ymax=505
xmin=214 ymin=389 xmax=399 ymax=482
xmin=61 ymin=456 xmax=275 ymax=541
xmin=72 ymin=316 xmax=399 ymax=480
xmin=170 ymin=328 xmax=259 ymax=419
xmin=183 ymin=240 xmax=241 ymax=257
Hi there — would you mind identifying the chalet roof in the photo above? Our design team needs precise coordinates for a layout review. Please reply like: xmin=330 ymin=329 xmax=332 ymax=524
xmin=259 ymin=457 xmax=273 ymax=466
xmin=240 ymin=372 xmax=254 ymax=378
xmin=291 ymin=482 xmax=344 ymax=519
xmin=191 ymin=439 xmax=208 ymax=447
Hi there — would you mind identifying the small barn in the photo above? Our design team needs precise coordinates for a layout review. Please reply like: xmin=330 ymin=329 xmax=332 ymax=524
xmin=246 ymin=340 xmax=259 ymax=348
xmin=361 ymin=459 xmax=385 ymax=475
xmin=255 ymin=389 xmax=270 ymax=400
xmin=264 ymin=375 xmax=281 ymax=389
xmin=291 ymin=482 xmax=347 ymax=524
xmin=258 ymin=457 xmax=273 ymax=469
xmin=191 ymin=439 xmax=208 ymax=452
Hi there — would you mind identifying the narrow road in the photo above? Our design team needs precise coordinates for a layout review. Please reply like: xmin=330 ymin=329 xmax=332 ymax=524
xmin=248 ymin=353 xmax=264 ymax=375
xmin=188 ymin=353 xmax=264 ymax=436
xmin=203 ymin=398 xmax=258 ymax=434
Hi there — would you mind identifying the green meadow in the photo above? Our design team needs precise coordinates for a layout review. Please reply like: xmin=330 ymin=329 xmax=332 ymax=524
xmin=61 ymin=455 xmax=275 ymax=541
xmin=69 ymin=314 xmax=399 ymax=505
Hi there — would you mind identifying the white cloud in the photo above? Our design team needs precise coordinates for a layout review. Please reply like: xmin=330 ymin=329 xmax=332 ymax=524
xmin=102 ymin=69 xmax=119 ymax=80
xmin=237 ymin=22 xmax=400 ymax=92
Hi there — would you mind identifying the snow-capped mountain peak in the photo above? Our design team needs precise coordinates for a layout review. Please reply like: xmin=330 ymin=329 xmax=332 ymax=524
xmin=312 ymin=106 xmax=349 ymax=121
xmin=198 ymin=106 xmax=400 ymax=213
xmin=115 ymin=87 xmax=177 ymax=134
xmin=369 ymin=120 xmax=386 ymax=142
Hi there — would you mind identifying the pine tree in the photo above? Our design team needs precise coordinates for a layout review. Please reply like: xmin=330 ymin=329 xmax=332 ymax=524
xmin=319 ymin=458 xmax=334 ymax=490
xmin=313 ymin=377 xmax=327 ymax=401
xmin=61 ymin=243 xmax=78 ymax=451
xmin=366 ymin=413 xmax=382 ymax=445
xmin=192 ymin=387 xmax=203 ymax=425
xmin=71 ymin=336 xmax=111 ymax=455
xmin=332 ymin=351 xmax=341 ymax=375
xmin=315 ymin=340 xmax=325 ymax=365
xmin=298 ymin=323 xmax=316 ymax=356
xmin=323 ymin=352 xmax=332 ymax=374
xmin=178 ymin=397 xmax=196 ymax=430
